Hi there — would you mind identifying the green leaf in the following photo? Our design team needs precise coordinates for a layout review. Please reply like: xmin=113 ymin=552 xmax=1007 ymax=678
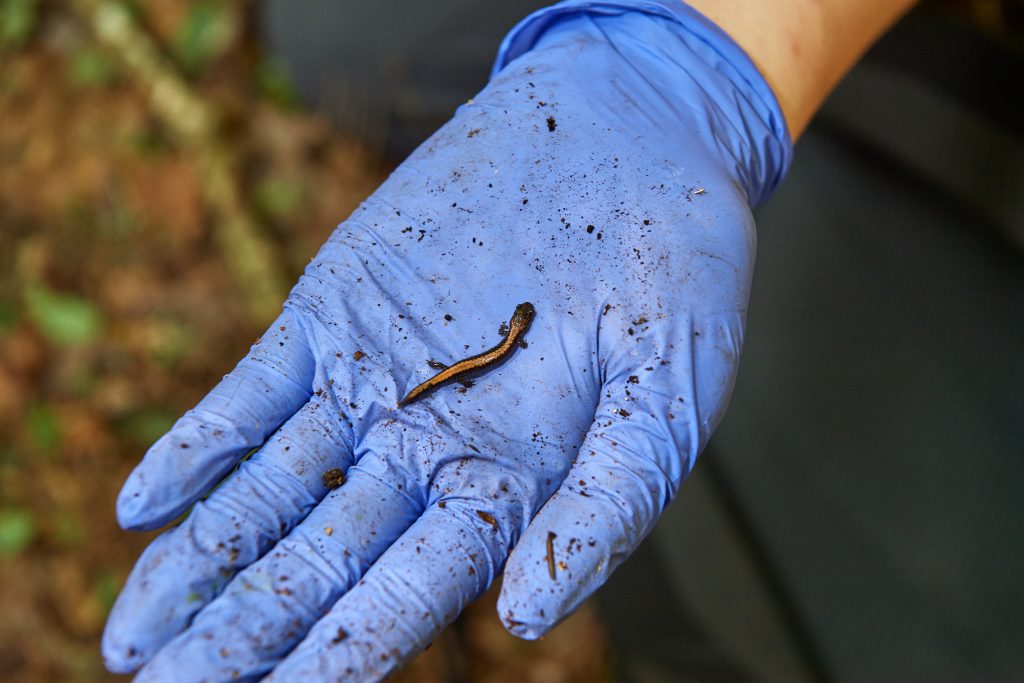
xmin=130 ymin=127 xmax=173 ymax=156
xmin=93 ymin=567 xmax=120 ymax=613
xmin=25 ymin=285 xmax=102 ymax=346
xmin=27 ymin=403 xmax=60 ymax=452
xmin=173 ymin=1 xmax=236 ymax=74
xmin=148 ymin=318 xmax=196 ymax=367
xmin=0 ymin=446 xmax=18 ymax=466
xmin=254 ymin=176 xmax=304 ymax=220
xmin=117 ymin=410 xmax=176 ymax=447
xmin=67 ymin=47 xmax=118 ymax=87
xmin=256 ymin=58 xmax=298 ymax=110
xmin=53 ymin=509 xmax=83 ymax=547
xmin=0 ymin=0 xmax=37 ymax=49
xmin=0 ymin=508 xmax=35 ymax=557
xmin=0 ymin=298 xmax=16 ymax=335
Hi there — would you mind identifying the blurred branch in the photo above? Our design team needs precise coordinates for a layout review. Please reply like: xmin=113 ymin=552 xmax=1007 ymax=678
xmin=71 ymin=0 xmax=286 ymax=321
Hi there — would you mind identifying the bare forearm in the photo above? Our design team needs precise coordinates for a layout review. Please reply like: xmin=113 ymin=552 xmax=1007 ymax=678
xmin=686 ymin=0 xmax=919 ymax=138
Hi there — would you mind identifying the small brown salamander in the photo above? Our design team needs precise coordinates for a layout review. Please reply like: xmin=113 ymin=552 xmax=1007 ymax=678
xmin=398 ymin=302 xmax=535 ymax=407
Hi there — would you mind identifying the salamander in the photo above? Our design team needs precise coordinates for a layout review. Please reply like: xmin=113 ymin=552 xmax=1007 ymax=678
xmin=398 ymin=302 xmax=535 ymax=407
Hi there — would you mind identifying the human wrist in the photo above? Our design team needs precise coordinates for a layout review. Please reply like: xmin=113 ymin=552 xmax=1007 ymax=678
xmin=684 ymin=0 xmax=919 ymax=137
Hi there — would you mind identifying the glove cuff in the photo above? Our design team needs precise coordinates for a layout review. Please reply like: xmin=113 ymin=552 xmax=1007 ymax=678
xmin=492 ymin=0 xmax=793 ymax=206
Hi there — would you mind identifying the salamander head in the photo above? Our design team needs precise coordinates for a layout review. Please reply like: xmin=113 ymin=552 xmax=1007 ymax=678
xmin=510 ymin=302 xmax=535 ymax=330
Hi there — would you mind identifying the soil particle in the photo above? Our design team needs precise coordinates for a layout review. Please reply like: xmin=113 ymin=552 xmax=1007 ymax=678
xmin=321 ymin=468 xmax=346 ymax=489
xmin=475 ymin=510 xmax=499 ymax=530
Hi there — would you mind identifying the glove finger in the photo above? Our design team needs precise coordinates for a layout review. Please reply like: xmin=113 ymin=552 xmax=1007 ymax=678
xmin=117 ymin=309 xmax=315 ymax=531
xmin=498 ymin=443 xmax=673 ymax=639
xmin=499 ymin=311 xmax=742 ymax=637
xmin=102 ymin=392 xmax=354 ymax=673
xmin=130 ymin=464 xmax=422 ymax=682
xmin=265 ymin=500 xmax=509 ymax=682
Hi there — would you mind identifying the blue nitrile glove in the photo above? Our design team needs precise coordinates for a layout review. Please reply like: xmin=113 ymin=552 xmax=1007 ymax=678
xmin=103 ymin=1 xmax=790 ymax=680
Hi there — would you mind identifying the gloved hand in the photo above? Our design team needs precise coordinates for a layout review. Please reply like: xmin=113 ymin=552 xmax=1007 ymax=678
xmin=103 ymin=1 xmax=790 ymax=680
